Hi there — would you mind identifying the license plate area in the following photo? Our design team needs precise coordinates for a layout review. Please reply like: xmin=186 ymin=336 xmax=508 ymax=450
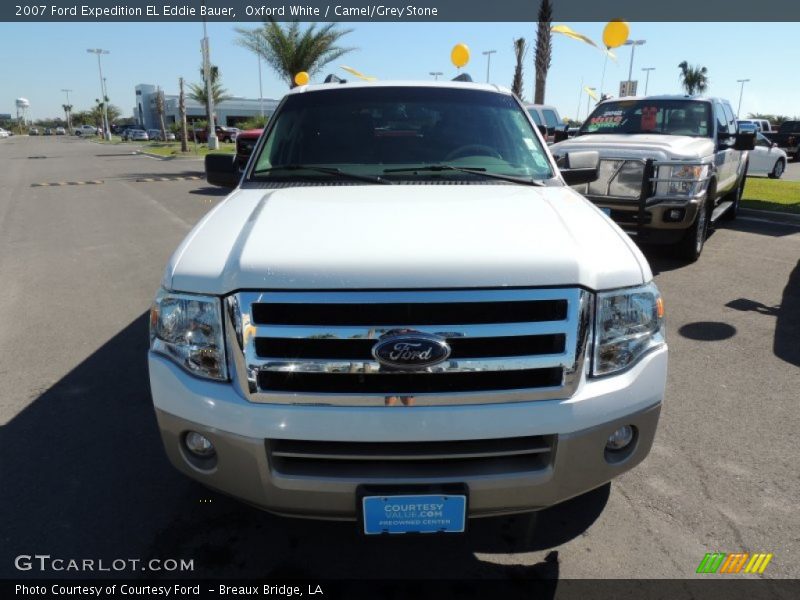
xmin=358 ymin=484 xmax=468 ymax=535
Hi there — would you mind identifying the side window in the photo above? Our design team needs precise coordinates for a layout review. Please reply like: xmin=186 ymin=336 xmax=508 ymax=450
xmin=722 ymin=103 xmax=737 ymax=134
xmin=542 ymin=109 xmax=560 ymax=128
xmin=527 ymin=109 xmax=542 ymax=126
xmin=714 ymin=102 xmax=729 ymax=136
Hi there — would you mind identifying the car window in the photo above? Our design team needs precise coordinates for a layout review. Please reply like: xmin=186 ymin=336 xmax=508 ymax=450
xmin=722 ymin=103 xmax=737 ymax=134
xmin=715 ymin=103 xmax=729 ymax=135
xmin=526 ymin=109 xmax=542 ymax=126
xmin=756 ymin=133 xmax=771 ymax=148
xmin=542 ymin=109 xmax=560 ymax=128
xmin=579 ymin=99 xmax=711 ymax=137
xmin=252 ymin=86 xmax=555 ymax=182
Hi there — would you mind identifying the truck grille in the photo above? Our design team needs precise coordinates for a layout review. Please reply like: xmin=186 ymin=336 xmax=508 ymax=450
xmin=267 ymin=435 xmax=555 ymax=478
xmin=226 ymin=288 xmax=591 ymax=406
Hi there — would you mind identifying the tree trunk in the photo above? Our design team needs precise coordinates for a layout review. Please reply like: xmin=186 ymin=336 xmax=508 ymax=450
xmin=179 ymin=77 xmax=188 ymax=153
xmin=535 ymin=76 xmax=546 ymax=105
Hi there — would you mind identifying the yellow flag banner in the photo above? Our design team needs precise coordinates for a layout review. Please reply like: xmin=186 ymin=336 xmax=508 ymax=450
xmin=340 ymin=65 xmax=378 ymax=81
xmin=584 ymin=86 xmax=600 ymax=101
xmin=551 ymin=24 xmax=616 ymax=60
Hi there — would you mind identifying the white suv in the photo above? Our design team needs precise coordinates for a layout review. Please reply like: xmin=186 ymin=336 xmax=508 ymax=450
xmin=149 ymin=80 xmax=667 ymax=535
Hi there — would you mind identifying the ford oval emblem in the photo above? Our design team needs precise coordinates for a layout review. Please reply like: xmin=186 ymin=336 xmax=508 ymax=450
xmin=372 ymin=332 xmax=451 ymax=370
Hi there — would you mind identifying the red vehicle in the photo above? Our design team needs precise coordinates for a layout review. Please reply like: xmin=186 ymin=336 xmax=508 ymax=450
xmin=191 ymin=125 xmax=239 ymax=143
xmin=234 ymin=128 xmax=263 ymax=169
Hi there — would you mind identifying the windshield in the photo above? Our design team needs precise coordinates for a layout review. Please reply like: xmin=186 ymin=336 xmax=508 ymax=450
xmin=579 ymin=99 xmax=712 ymax=137
xmin=249 ymin=86 xmax=554 ymax=183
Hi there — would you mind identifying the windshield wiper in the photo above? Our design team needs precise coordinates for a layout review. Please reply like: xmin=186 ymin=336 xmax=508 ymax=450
xmin=252 ymin=164 xmax=392 ymax=185
xmin=383 ymin=164 xmax=546 ymax=187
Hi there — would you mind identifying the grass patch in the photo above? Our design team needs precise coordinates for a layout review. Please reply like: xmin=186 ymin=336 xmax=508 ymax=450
xmin=742 ymin=177 xmax=800 ymax=215
xmin=137 ymin=141 xmax=236 ymax=158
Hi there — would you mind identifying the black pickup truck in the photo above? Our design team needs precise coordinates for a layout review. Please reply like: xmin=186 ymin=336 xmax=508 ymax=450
xmin=764 ymin=121 xmax=800 ymax=161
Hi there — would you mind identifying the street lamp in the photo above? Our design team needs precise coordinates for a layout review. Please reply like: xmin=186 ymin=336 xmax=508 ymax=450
xmin=641 ymin=68 xmax=655 ymax=95
xmin=623 ymin=40 xmax=646 ymax=92
xmin=201 ymin=6 xmax=219 ymax=150
xmin=429 ymin=71 xmax=443 ymax=81
xmin=482 ymin=50 xmax=497 ymax=83
xmin=736 ymin=79 xmax=750 ymax=118
xmin=61 ymin=88 xmax=73 ymax=133
xmin=86 ymin=49 xmax=111 ymax=140
xmin=258 ymin=55 xmax=264 ymax=118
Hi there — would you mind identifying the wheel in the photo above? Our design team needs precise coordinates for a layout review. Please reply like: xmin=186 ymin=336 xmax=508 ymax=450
xmin=674 ymin=196 xmax=710 ymax=261
xmin=768 ymin=159 xmax=785 ymax=179
xmin=720 ymin=164 xmax=747 ymax=222
xmin=444 ymin=144 xmax=502 ymax=161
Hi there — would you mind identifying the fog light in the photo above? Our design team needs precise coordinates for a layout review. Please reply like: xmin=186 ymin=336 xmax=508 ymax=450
xmin=606 ymin=425 xmax=635 ymax=451
xmin=664 ymin=208 xmax=685 ymax=222
xmin=184 ymin=431 xmax=215 ymax=457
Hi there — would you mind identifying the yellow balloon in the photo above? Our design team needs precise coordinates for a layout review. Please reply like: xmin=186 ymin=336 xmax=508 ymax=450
xmin=294 ymin=71 xmax=310 ymax=86
xmin=602 ymin=20 xmax=629 ymax=49
xmin=450 ymin=43 xmax=470 ymax=68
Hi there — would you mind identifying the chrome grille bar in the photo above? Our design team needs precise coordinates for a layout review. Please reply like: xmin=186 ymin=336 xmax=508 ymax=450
xmin=226 ymin=288 xmax=591 ymax=406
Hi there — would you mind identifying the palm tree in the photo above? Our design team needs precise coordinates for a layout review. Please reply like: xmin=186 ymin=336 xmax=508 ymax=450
xmin=533 ymin=0 xmax=552 ymax=104
xmin=236 ymin=21 xmax=354 ymax=88
xmin=511 ymin=38 xmax=527 ymax=99
xmin=678 ymin=61 xmax=710 ymax=96
xmin=188 ymin=65 xmax=232 ymax=121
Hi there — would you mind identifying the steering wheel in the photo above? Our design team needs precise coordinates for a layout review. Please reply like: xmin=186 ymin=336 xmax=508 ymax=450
xmin=444 ymin=144 xmax=502 ymax=161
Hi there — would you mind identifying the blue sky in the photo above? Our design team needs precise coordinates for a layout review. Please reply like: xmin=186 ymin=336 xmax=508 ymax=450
xmin=1 ymin=21 xmax=798 ymax=121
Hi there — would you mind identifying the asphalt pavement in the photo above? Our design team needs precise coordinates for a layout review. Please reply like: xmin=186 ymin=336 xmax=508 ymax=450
xmin=1 ymin=136 xmax=798 ymax=584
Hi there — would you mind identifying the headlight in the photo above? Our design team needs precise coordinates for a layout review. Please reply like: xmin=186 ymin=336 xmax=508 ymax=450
xmin=655 ymin=164 xmax=709 ymax=197
xmin=149 ymin=289 xmax=227 ymax=380
xmin=593 ymin=282 xmax=665 ymax=377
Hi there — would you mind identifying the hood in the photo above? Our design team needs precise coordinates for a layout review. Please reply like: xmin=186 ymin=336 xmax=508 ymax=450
xmin=551 ymin=133 xmax=714 ymax=161
xmin=164 ymin=184 xmax=649 ymax=294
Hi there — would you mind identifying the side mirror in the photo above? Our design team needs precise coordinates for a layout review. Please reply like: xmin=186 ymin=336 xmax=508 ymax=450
xmin=205 ymin=153 xmax=238 ymax=188
xmin=734 ymin=132 xmax=756 ymax=151
xmin=559 ymin=150 xmax=600 ymax=185
xmin=553 ymin=129 xmax=570 ymax=143
xmin=772 ymin=142 xmax=778 ymax=148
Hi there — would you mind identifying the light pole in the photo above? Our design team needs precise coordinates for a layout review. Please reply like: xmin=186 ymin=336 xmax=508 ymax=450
xmin=624 ymin=40 xmax=646 ymax=93
xmin=87 ymin=49 xmax=111 ymax=140
xmin=482 ymin=50 xmax=497 ymax=83
xmin=201 ymin=7 xmax=219 ymax=150
xmin=61 ymin=88 xmax=73 ymax=133
xmin=641 ymin=68 xmax=655 ymax=95
xmin=736 ymin=79 xmax=750 ymax=118
xmin=429 ymin=71 xmax=443 ymax=81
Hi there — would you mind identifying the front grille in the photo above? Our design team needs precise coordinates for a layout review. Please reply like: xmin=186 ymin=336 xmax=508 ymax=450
xmin=573 ymin=159 xmax=645 ymax=200
xmin=226 ymin=288 xmax=591 ymax=406
xmin=268 ymin=435 xmax=555 ymax=478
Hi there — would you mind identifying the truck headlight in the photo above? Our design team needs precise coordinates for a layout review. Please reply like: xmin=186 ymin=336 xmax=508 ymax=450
xmin=593 ymin=282 xmax=665 ymax=376
xmin=149 ymin=289 xmax=227 ymax=380
xmin=655 ymin=164 xmax=709 ymax=197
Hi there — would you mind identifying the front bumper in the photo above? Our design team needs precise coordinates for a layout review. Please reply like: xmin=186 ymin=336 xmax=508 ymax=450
xmin=149 ymin=347 xmax=666 ymax=520
xmin=590 ymin=195 xmax=704 ymax=243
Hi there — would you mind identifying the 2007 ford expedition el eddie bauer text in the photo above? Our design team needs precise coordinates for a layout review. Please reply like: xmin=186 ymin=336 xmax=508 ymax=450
xmin=148 ymin=79 xmax=667 ymax=535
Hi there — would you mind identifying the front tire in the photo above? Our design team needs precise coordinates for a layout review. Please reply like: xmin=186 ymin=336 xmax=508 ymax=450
xmin=674 ymin=196 xmax=710 ymax=262
xmin=720 ymin=165 xmax=747 ymax=222
xmin=769 ymin=159 xmax=785 ymax=179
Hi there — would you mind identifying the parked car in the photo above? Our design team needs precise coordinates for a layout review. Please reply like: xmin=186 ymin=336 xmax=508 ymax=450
xmin=160 ymin=78 xmax=668 ymax=531
xmin=524 ymin=104 xmax=565 ymax=142
xmin=129 ymin=129 xmax=149 ymax=141
xmin=191 ymin=125 xmax=239 ymax=143
xmin=736 ymin=120 xmax=758 ymax=134
xmin=748 ymin=132 xmax=787 ymax=178
xmin=0 ymin=128 xmax=9 ymax=138
xmin=763 ymin=120 xmax=800 ymax=161
xmin=147 ymin=129 xmax=177 ymax=141
xmin=29 ymin=127 xmax=39 ymax=136
xmin=55 ymin=127 xmax=66 ymax=135
xmin=73 ymin=124 xmax=97 ymax=136
xmin=551 ymin=95 xmax=755 ymax=261
xmin=44 ymin=128 xmax=53 ymax=136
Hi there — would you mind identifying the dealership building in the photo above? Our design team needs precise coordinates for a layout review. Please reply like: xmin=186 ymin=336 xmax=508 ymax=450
xmin=134 ymin=84 xmax=279 ymax=129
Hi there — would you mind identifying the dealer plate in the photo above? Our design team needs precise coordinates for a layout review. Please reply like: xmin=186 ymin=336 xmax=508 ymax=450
xmin=362 ymin=494 xmax=466 ymax=535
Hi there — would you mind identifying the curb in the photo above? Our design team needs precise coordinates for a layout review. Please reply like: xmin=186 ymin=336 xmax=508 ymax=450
xmin=739 ymin=207 xmax=800 ymax=225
